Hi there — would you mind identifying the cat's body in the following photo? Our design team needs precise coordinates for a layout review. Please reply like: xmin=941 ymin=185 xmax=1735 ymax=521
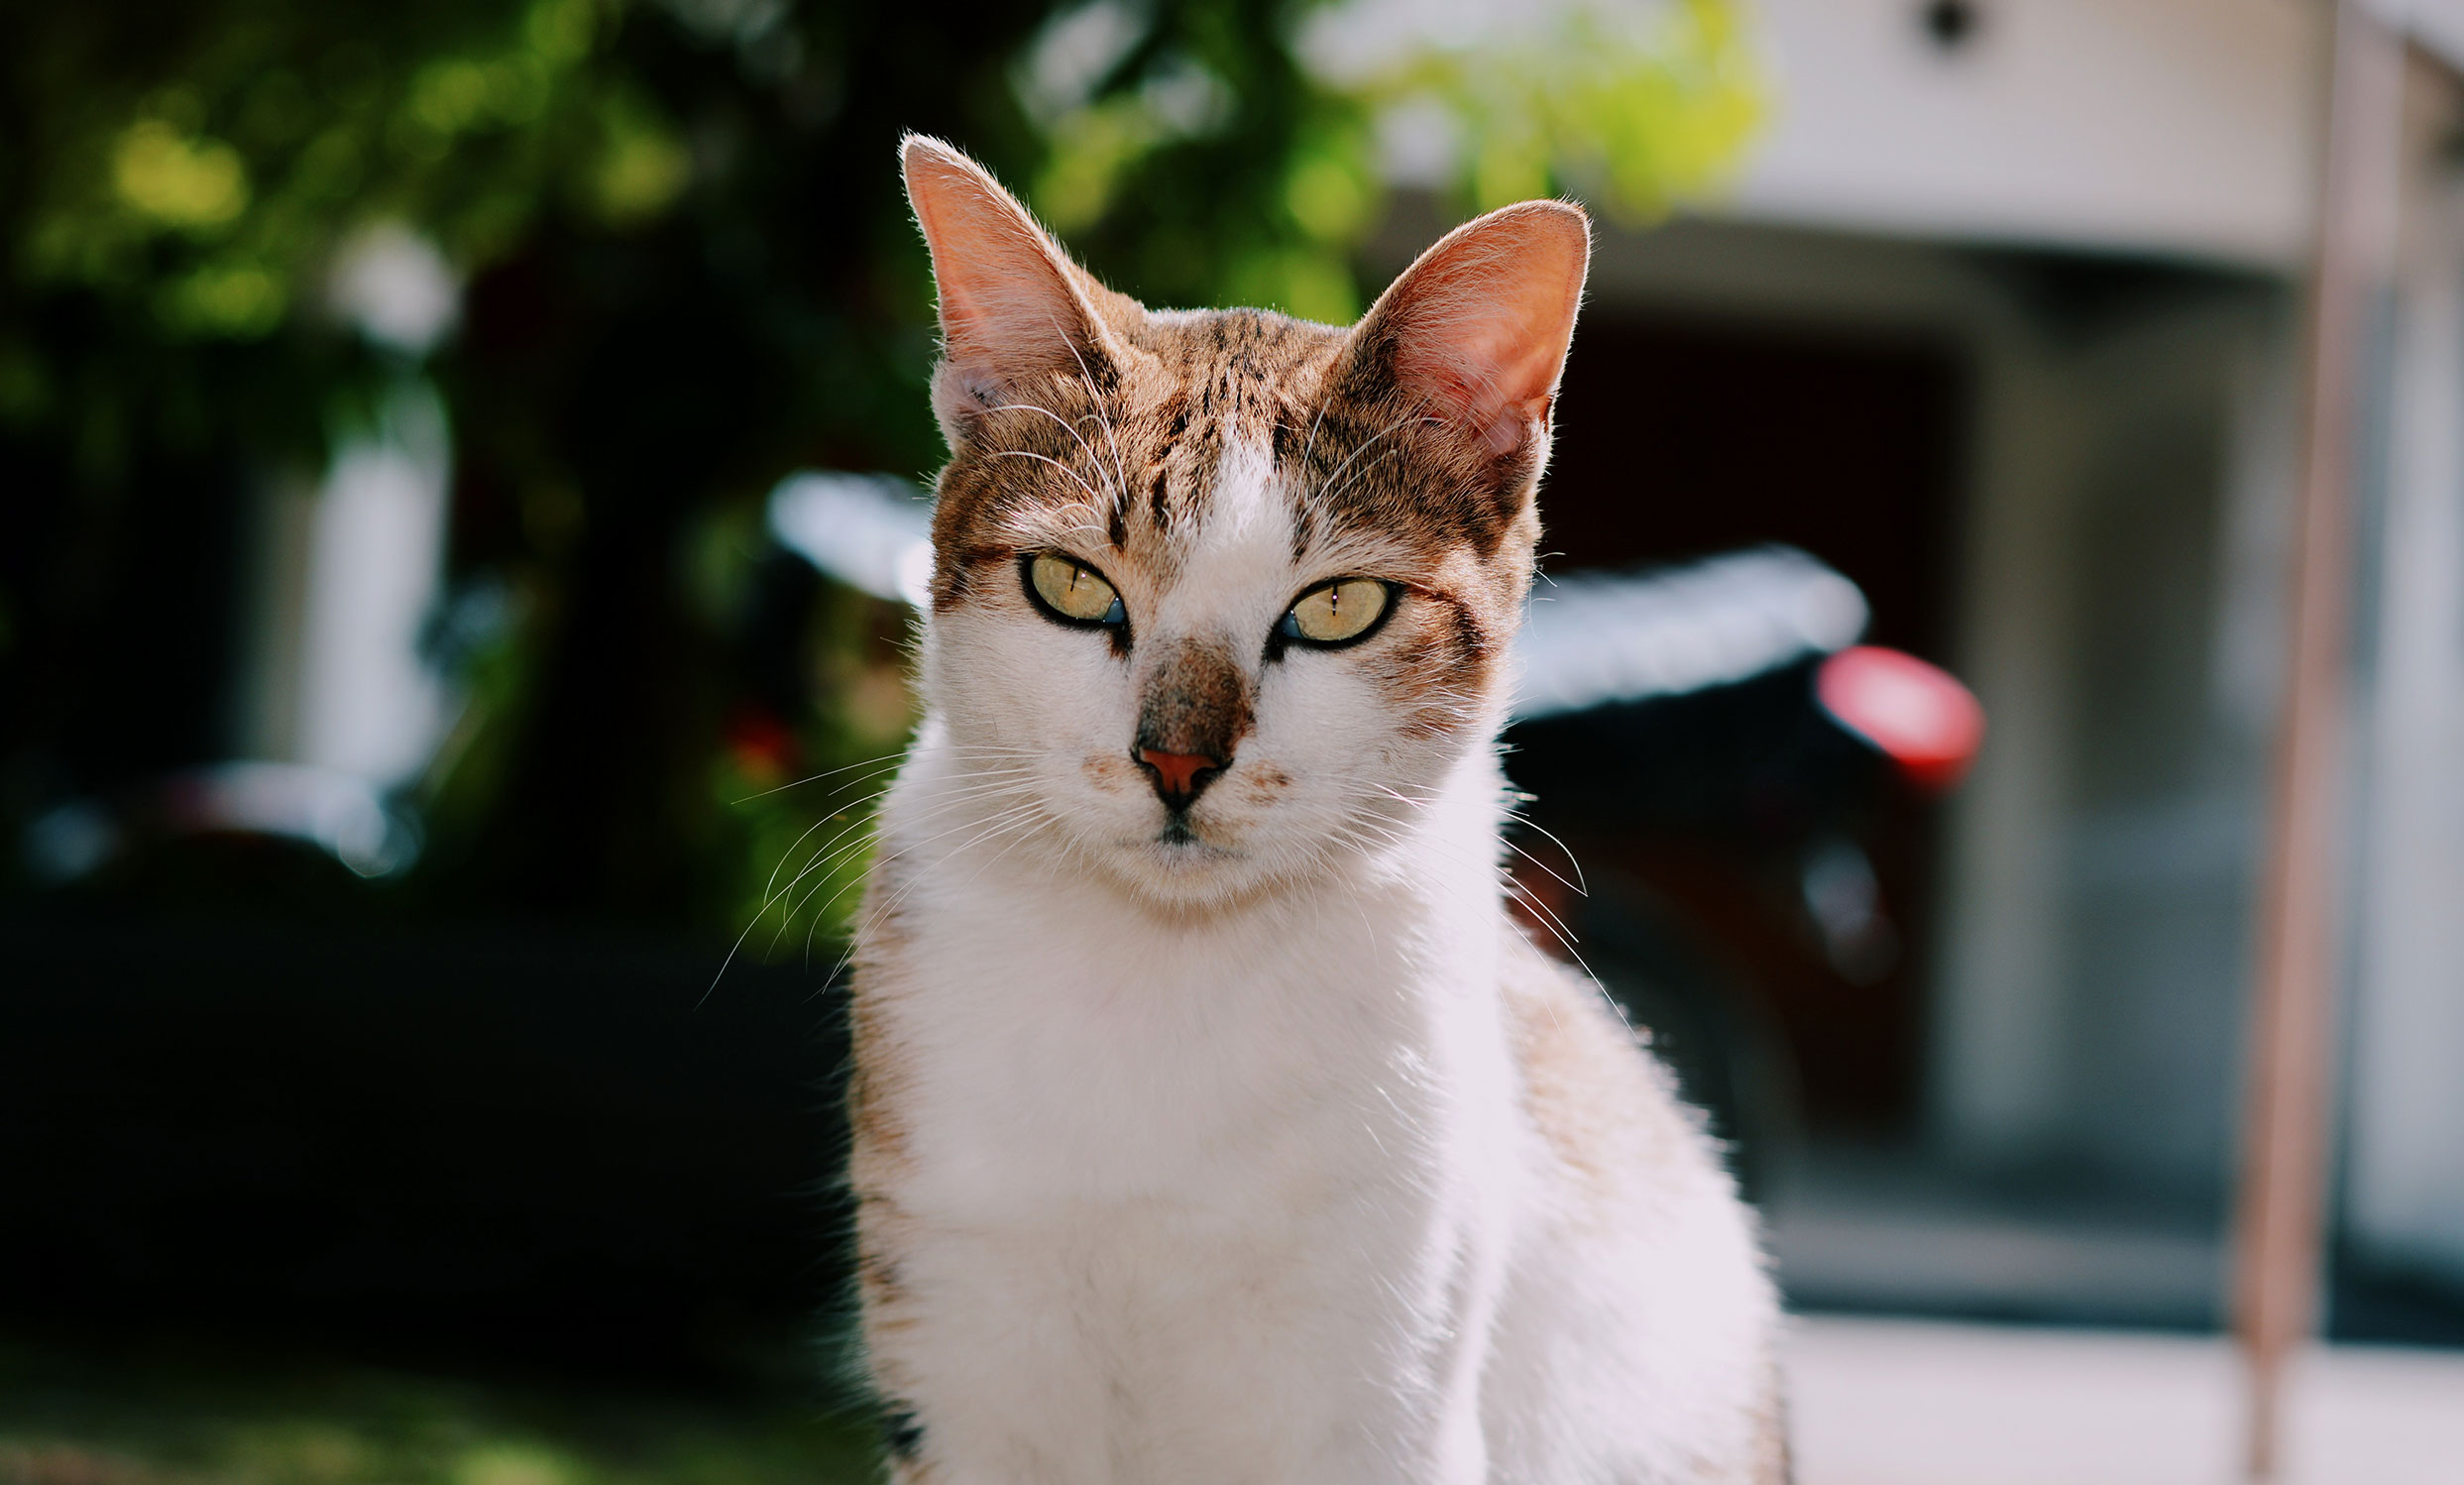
xmin=849 ymin=137 xmax=1787 ymax=1484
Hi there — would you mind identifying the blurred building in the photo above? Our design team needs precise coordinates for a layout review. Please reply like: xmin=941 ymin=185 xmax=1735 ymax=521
xmin=1366 ymin=0 xmax=2464 ymax=1326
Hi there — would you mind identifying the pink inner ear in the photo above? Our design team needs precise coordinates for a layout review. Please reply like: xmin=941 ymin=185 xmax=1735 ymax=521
xmin=1364 ymin=202 xmax=1590 ymax=456
xmin=1395 ymin=319 xmax=1564 ymax=456
xmin=926 ymin=216 xmax=1078 ymax=368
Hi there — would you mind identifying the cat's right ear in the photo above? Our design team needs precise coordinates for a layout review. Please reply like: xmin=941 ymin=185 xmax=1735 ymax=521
xmin=1336 ymin=199 xmax=1589 ymax=465
xmin=901 ymin=134 xmax=1122 ymax=445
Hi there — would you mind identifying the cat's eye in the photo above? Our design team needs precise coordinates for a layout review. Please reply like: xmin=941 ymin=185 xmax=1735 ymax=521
xmin=1279 ymin=578 xmax=1394 ymax=648
xmin=1024 ymin=553 xmax=1127 ymax=628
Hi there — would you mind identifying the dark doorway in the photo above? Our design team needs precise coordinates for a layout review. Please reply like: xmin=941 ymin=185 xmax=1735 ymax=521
xmin=1543 ymin=315 xmax=1963 ymax=658
xmin=1532 ymin=313 xmax=1968 ymax=1139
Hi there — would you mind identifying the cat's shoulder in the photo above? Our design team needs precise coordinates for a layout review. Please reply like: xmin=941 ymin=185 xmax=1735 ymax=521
xmin=1499 ymin=927 xmax=1723 ymax=1195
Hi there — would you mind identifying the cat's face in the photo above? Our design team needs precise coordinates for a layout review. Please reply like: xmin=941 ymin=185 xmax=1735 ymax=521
xmin=902 ymin=137 xmax=1587 ymax=910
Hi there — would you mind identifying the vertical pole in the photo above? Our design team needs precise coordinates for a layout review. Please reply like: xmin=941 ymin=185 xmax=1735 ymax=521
xmin=2232 ymin=3 xmax=2402 ymax=1479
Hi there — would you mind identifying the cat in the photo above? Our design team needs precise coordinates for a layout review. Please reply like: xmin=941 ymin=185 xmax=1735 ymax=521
xmin=846 ymin=134 xmax=1787 ymax=1484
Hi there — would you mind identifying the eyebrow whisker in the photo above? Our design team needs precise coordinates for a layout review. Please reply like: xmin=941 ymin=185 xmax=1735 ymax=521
xmin=987 ymin=449 xmax=1110 ymax=509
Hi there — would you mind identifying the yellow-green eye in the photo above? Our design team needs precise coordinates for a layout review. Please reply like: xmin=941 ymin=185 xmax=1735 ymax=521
xmin=1026 ymin=553 xmax=1126 ymax=628
xmin=1280 ymin=578 xmax=1392 ymax=647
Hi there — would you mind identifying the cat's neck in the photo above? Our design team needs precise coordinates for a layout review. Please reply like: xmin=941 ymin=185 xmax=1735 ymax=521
xmin=865 ymin=722 xmax=1518 ymax=1199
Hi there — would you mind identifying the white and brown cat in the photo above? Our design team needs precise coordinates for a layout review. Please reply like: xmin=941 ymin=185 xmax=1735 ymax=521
xmin=846 ymin=135 xmax=1787 ymax=1484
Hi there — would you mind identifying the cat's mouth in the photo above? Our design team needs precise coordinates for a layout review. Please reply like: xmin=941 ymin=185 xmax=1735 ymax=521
xmin=1142 ymin=817 xmax=1241 ymax=863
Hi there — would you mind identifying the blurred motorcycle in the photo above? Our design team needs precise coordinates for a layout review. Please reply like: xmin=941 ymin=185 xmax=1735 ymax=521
xmin=1504 ymin=547 xmax=1983 ymax=1199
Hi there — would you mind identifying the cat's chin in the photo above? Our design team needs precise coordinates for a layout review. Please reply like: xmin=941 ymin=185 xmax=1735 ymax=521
xmin=1132 ymin=830 xmax=1244 ymax=875
xmin=1087 ymin=827 xmax=1281 ymax=912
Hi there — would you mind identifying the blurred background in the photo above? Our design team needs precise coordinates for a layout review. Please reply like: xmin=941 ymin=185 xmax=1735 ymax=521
xmin=4 ymin=0 xmax=2462 ymax=1480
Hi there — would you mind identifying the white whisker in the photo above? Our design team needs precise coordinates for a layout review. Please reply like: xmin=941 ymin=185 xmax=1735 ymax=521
xmin=988 ymin=397 xmax=1123 ymax=503
xmin=988 ymin=449 xmax=1108 ymax=509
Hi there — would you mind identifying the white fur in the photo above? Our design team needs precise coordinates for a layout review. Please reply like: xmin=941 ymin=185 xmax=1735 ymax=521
xmin=856 ymin=439 xmax=1782 ymax=1482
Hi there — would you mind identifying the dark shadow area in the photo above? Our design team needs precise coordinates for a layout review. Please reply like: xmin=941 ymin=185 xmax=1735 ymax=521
xmin=0 ymin=912 xmax=851 ymax=1390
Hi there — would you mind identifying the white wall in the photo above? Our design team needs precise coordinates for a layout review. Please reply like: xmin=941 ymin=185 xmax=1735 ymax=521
xmin=1727 ymin=0 xmax=2320 ymax=268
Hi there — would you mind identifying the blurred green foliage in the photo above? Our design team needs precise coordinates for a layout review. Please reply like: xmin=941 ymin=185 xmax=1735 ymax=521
xmin=1029 ymin=0 xmax=1762 ymax=322
xmin=3 ymin=0 xmax=636 ymax=476
xmin=0 ymin=0 xmax=1762 ymax=947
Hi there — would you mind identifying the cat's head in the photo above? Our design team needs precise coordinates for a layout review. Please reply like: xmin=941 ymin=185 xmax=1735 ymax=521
xmin=902 ymin=135 xmax=1586 ymax=910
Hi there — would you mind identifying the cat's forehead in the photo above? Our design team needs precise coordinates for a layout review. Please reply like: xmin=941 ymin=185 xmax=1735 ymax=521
xmin=1130 ymin=306 xmax=1341 ymax=395
xmin=1111 ymin=308 xmax=1341 ymax=541
xmin=930 ymin=307 xmax=1517 ymax=607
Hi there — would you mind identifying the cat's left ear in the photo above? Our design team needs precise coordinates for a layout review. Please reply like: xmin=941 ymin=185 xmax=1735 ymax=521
xmin=1340 ymin=200 xmax=1590 ymax=461
xmin=901 ymin=134 xmax=1128 ymax=445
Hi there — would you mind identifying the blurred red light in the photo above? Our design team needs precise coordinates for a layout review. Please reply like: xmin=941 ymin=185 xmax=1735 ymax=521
xmin=726 ymin=707 xmax=797 ymax=787
xmin=1817 ymin=645 xmax=1985 ymax=793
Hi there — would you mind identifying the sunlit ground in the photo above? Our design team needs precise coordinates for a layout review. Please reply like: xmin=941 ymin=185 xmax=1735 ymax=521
xmin=0 ymin=1335 xmax=878 ymax=1485
xmin=1790 ymin=1316 xmax=2464 ymax=1485
xmin=12 ymin=1320 xmax=2464 ymax=1485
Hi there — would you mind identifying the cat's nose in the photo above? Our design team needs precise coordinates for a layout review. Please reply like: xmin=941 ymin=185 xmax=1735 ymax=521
xmin=1133 ymin=636 xmax=1251 ymax=812
xmin=1135 ymin=745 xmax=1225 ymax=810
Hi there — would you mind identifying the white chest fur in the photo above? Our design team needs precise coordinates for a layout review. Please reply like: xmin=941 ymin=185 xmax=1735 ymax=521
xmin=857 ymin=734 xmax=1527 ymax=1484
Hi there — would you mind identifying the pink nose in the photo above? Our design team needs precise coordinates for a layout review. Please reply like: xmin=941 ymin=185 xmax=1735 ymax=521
xmin=1136 ymin=747 xmax=1223 ymax=808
